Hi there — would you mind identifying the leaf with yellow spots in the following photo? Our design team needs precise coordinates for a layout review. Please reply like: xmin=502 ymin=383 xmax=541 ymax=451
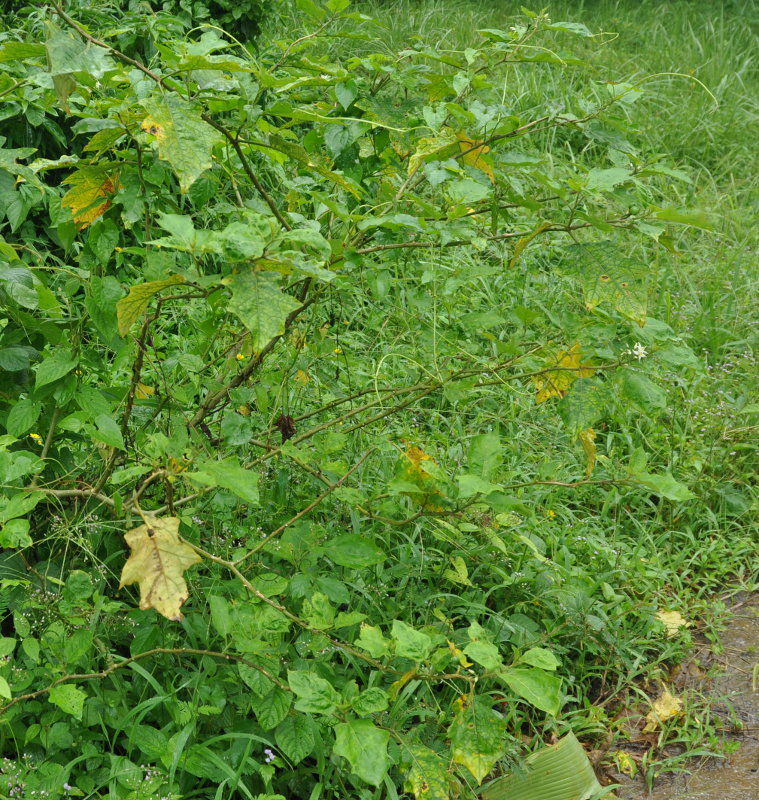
xmin=615 ymin=750 xmax=638 ymax=777
xmin=140 ymin=95 xmax=222 ymax=193
xmin=564 ymin=241 xmax=649 ymax=326
xmin=448 ymin=640 xmax=473 ymax=669
xmin=457 ymin=132 xmax=494 ymax=183
xmin=119 ymin=516 xmax=202 ymax=621
xmin=61 ymin=166 xmax=119 ymax=229
xmin=643 ymin=688 xmax=682 ymax=732
xmin=295 ymin=369 xmax=310 ymax=384
xmin=449 ymin=695 xmax=506 ymax=784
xmin=407 ymin=130 xmax=459 ymax=176
xmin=578 ymin=427 xmax=596 ymax=477
xmin=533 ymin=343 xmax=594 ymax=404
xmin=404 ymin=744 xmax=457 ymax=800
xmin=390 ymin=446 xmax=447 ymax=511
xmin=135 ymin=382 xmax=154 ymax=400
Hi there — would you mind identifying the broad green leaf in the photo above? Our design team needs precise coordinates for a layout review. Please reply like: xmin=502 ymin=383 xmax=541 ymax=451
xmin=85 ymin=276 xmax=124 ymax=347
xmin=0 ymin=490 xmax=44 ymax=525
xmin=633 ymin=471 xmax=695 ymax=502
xmin=238 ymin=662 xmax=274 ymax=698
xmin=324 ymin=534 xmax=386 ymax=568
xmin=467 ymin=432 xmax=502 ymax=480
xmin=585 ymin=167 xmax=632 ymax=192
xmin=621 ymin=370 xmax=666 ymax=415
xmin=0 ymin=518 xmax=32 ymax=549
xmin=0 ymin=675 xmax=10 ymax=700
xmin=150 ymin=213 xmax=219 ymax=253
xmin=287 ymin=670 xmax=339 ymax=715
xmin=558 ymin=378 xmax=612 ymax=437
xmin=564 ymin=241 xmax=649 ymax=325
xmin=520 ymin=647 xmax=560 ymax=671
xmin=48 ymin=684 xmax=86 ymax=720
xmin=45 ymin=23 xmax=114 ymax=78
xmin=653 ymin=207 xmax=713 ymax=230
xmin=90 ymin=414 xmax=125 ymax=451
xmin=404 ymin=743 xmax=455 ymax=800
xmin=392 ymin=620 xmax=433 ymax=662
xmin=0 ymin=345 xmax=35 ymax=371
xmin=408 ymin=130 xmax=459 ymax=175
xmin=480 ymin=732 xmax=605 ymax=800
xmin=449 ymin=696 xmax=506 ymax=784
xmin=119 ymin=516 xmax=202 ymax=621
xmin=302 ymin=591 xmax=335 ymax=629
xmin=333 ymin=719 xmax=390 ymax=786
xmin=116 ymin=275 xmax=185 ymax=337
xmin=184 ymin=458 xmax=260 ymax=504
xmin=5 ymin=398 xmax=42 ymax=437
xmin=497 ymin=667 xmax=562 ymax=716
xmin=34 ymin=350 xmax=77 ymax=389
xmin=463 ymin=639 xmax=502 ymax=670
xmin=356 ymin=623 xmax=390 ymax=658
xmin=352 ymin=687 xmax=389 ymax=716
xmin=141 ymin=95 xmax=222 ymax=193
xmin=226 ymin=270 xmax=301 ymax=353
xmin=251 ymin=687 xmax=292 ymax=730
xmin=275 ymin=714 xmax=316 ymax=764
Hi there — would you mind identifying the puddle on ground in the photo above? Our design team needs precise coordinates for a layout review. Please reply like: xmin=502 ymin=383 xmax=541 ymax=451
xmin=616 ymin=594 xmax=759 ymax=800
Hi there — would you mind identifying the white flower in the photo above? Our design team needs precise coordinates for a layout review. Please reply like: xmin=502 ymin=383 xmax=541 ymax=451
xmin=632 ymin=342 xmax=648 ymax=360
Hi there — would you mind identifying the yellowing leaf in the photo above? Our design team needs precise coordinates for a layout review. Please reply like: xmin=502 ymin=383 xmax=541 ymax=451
xmin=61 ymin=166 xmax=120 ymax=229
xmin=533 ymin=343 xmax=594 ymax=404
xmin=509 ymin=220 xmax=551 ymax=268
xmin=135 ymin=382 xmax=154 ymax=399
xmin=457 ymin=132 xmax=494 ymax=183
xmin=614 ymin=750 xmax=637 ymax=777
xmin=448 ymin=640 xmax=473 ymax=668
xmin=119 ymin=516 xmax=201 ymax=621
xmin=116 ymin=274 xmax=186 ymax=337
xmin=578 ymin=427 xmax=596 ymax=477
xmin=643 ymin=688 xmax=682 ymax=732
xmin=295 ymin=369 xmax=310 ymax=384
xmin=656 ymin=610 xmax=692 ymax=637
xmin=405 ymin=744 xmax=456 ymax=800
xmin=408 ymin=130 xmax=459 ymax=175
xmin=396 ymin=446 xmax=446 ymax=511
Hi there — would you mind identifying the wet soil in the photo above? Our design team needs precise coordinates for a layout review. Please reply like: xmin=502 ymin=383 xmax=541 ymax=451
xmin=617 ymin=594 xmax=759 ymax=800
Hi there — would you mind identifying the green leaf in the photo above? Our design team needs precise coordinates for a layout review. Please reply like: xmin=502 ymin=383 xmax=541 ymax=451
xmin=48 ymin=684 xmax=86 ymax=720
xmin=34 ymin=350 xmax=77 ymax=389
xmin=333 ymin=719 xmax=390 ymax=786
xmin=238 ymin=662 xmax=274 ymax=698
xmin=449 ymin=696 xmax=506 ymax=784
xmin=519 ymin=647 xmax=560 ymax=671
xmin=463 ymin=639 xmax=502 ymax=671
xmin=392 ymin=620 xmax=433 ymax=662
xmin=226 ymin=270 xmax=301 ymax=354
xmin=141 ymin=95 xmax=222 ymax=193
xmin=585 ymin=167 xmax=632 ymax=192
xmin=0 ymin=676 xmax=10 ymax=700
xmin=497 ymin=667 xmax=562 ymax=716
xmin=275 ymin=714 xmax=316 ymax=764
xmin=6 ymin=398 xmax=42 ymax=437
xmin=351 ymin=687 xmax=389 ymax=716
xmin=252 ymin=687 xmax=292 ymax=730
xmin=325 ymin=534 xmax=386 ymax=568
xmin=633 ymin=471 xmax=695 ymax=502
xmin=287 ymin=670 xmax=340 ymax=715
xmin=467 ymin=432 xmax=502 ymax=480
xmin=116 ymin=275 xmax=185 ymax=337
xmin=621 ymin=370 xmax=666 ymax=415
xmin=86 ymin=276 xmax=125 ymax=347
xmin=184 ymin=458 xmax=260 ymax=504
xmin=90 ymin=414 xmax=125 ymax=450
xmin=355 ymin=623 xmax=390 ymax=658
xmin=302 ymin=591 xmax=335 ymax=629
xmin=558 ymin=378 xmax=612 ymax=437
xmin=0 ymin=518 xmax=32 ymax=549
xmin=653 ymin=207 xmax=713 ymax=230
xmin=45 ymin=23 xmax=114 ymax=78
xmin=564 ymin=241 xmax=649 ymax=325
xmin=0 ymin=345 xmax=35 ymax=371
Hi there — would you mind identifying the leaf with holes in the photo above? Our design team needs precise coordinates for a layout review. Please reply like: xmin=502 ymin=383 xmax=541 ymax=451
xmin=141 ymin=95 xmax=222 ymax=193
xmin=564 ymin=241 xmax=649 ymax=325
xmin=119 ymin=516 xmax=202 ymax=621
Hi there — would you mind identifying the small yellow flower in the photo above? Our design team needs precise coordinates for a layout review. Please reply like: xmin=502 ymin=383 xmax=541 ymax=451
xmin=29 ymin=433 xmax=42 ymax=442
xmin=74 ymin=369 xmax=83 ymax=376
xmin=333 ymin=347 xmax=343 ymax=355
xmin=545 ymin=509 xmax=556 ymax=520
xmin=115 ymin=246 xmax=123 ymax=252
xmin=236 ymin=353 xmax=247 ymax=361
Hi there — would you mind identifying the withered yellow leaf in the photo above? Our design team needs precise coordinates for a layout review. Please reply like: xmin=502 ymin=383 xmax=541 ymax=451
xmin=656 ymin=610 xmax=692 ymax=637
xmin=135 ymin=382 xmax=154 ymax=399
xmin=578 ymin=427 xmax=596 ymax=477
xmin=119 ymin=516 xmax=201 ymax=621
xmin=457 ymin=132 xmax=494 ymax=183
xmin=533 ymin=343 xmax=594 ymax=404
xmin=61 ymin=166 xmax=120 ymax=229
xmin=643 ymin=688 xmax=682 ymax=732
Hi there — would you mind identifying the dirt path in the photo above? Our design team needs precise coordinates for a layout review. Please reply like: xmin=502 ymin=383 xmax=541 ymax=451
xmin=618 ymin=594 xmax=759 ymax=800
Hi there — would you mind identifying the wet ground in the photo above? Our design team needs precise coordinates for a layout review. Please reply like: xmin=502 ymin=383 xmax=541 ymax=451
xmin=617 ymin=594 xmax=759 ymax=800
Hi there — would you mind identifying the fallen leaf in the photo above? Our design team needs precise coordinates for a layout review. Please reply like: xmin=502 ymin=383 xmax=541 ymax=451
xmin=119 ymin=516 xmax=201 ymax=621
xmin=643 ymin=688 xmax=682 ymax=732
xmin=656 ymin=610 xmax=692 ymax=637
